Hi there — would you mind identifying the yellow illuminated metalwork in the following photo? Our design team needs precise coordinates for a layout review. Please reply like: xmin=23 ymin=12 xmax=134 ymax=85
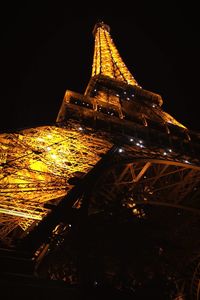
xmin=92 ymin=23 xmax=138 ymax=86
xmin=161 ymin=110 xmax=186 ymax=129
xmin=0 ymin=122 xmax=112 ymax=241
xmin=0 ymin=22 xmax=189 ymax=243
xmin=90 ymin=22 xmax=185 ymax=129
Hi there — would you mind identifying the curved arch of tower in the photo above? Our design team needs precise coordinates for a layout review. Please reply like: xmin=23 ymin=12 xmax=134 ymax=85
xmin=0 ymin=22 xmax=200 ymax=299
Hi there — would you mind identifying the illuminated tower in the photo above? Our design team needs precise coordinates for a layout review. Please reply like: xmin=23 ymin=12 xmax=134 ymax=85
xmin=0 ymin=22 xmax=200 ymax=299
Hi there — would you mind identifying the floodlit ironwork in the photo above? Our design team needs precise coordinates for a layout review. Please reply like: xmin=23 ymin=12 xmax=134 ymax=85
xmin=91 ymin=152 xmax=200 ymax=214
xmin=1 ymin=22 xmax=199 ymax=241
xmin=0 ymin=123 xmax=112 ymax=240
xmin=0 ymin=22 xmax=200 ymax=298
xmin=91 ymin=22 xmax=138 ymax=86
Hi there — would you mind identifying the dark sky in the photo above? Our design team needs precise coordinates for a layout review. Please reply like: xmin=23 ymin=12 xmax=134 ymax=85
xmin=0 ymin=2 xmax=199 ymax=132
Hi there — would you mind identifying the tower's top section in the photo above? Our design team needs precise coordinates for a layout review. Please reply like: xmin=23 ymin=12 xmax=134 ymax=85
xmin=92 ymin=22 xmax=110 ymax=36
xmin=91 ymin=22 xmax=138 ymax=86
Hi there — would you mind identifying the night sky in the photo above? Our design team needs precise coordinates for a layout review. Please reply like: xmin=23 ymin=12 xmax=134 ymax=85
xmin=0 ymin=3 xmax=199 ymax=132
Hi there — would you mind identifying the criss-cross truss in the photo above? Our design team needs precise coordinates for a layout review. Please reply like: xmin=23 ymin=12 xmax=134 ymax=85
xmin=0 ymin=21 xmax=200 ymax=261
xmin=0 ymin=122 xmax=112 ymax=241
xmin=91 ymin=147 xmax=200 ymax=214
xmin=1 ymin=22 xmax=200 ymax=299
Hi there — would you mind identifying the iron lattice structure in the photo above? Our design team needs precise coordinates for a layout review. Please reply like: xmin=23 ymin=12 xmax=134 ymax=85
xmin=1 ymin=21 xmax=200 ymax=298
xmin=0 ymin=122 xmax=112 ymax=241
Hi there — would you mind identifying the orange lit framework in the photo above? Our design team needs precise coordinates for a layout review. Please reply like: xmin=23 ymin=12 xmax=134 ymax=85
xmin=91 ymin=22 xmax=138 ymax=86
xmin=0 ymin=21 xmax=199 ymax=245
xmin=0 ymin=122 xmax=112 ymax=241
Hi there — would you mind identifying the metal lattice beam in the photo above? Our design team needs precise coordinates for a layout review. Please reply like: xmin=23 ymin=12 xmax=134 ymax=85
xmin=0 ymin=121 xmax=112 ymax=240
xmin=91 ymin=156 xmax=200 ymax=214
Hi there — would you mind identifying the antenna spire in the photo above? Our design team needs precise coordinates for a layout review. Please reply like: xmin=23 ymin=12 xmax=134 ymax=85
xmin=91 ymin=22 xmax=138 ymax=86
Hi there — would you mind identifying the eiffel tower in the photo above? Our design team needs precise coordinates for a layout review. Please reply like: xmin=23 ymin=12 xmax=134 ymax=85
xmin=0 ymin=22 xmax=200 ymax=299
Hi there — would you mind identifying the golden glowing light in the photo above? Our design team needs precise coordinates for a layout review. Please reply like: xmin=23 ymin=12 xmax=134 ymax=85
xmin=162 ymin=111 xmax=186 ymax=129
xmin=0 ymin=22 xmax=188 ymax=243
xmin=92 ymin=25 xmax=138 ymax=86
xmin=0 ymin=121 xmax=112 ymax=240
